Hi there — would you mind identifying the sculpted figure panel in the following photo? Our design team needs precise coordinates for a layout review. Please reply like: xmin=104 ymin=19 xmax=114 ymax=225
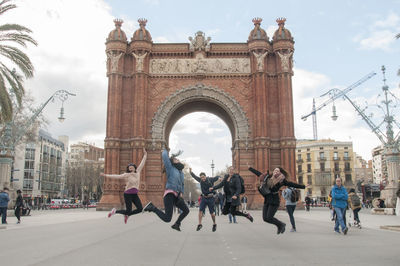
xmin=107 ymin=51 xmax=123 ymax=73
xmin=132 ymin=52 xmax=148 ymax=72
xmin=150 ymin=57 xmax=251 ymax=74
xmin=277 ymin=50 xmax=293 ymax=72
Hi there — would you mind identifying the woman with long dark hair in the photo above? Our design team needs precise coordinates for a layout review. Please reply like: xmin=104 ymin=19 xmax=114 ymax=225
xmin=210 ymin=166 xmax=253 ymax=223
xmin=102 ymin=148 xmax=147 ymax=224
xmin=248 ymin=165 xmax=305 ymax=234
xmin=143 ymin=149 xmax=189 ymax=232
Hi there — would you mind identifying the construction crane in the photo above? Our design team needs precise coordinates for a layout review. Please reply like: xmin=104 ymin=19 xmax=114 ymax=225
xmin=301 ymin=72 xmax=376 ymax=140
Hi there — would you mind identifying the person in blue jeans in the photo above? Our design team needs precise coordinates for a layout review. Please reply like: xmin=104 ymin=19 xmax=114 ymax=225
xmin=228 ymin=213 xmax=237 ymax=223
xmin=282 ymin=187 xmax=298 ymax=232
xmin=331 ymin=177 xmax=349 ymax=235
xmin=0 ymin=187 xmax=10 ymax=224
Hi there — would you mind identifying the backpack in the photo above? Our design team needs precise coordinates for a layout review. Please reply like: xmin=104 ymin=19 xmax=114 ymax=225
xmin=289 ymin=188 xmax=300 ymax=202
xmin=350 ymin=193 xmax=361 ymax=207
xmin=236 ymin=174 xmax=245 ymax=194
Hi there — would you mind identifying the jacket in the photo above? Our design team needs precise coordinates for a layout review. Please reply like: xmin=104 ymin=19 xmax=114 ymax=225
xmin=190 ymin=172 xmax=220 ymax=196
xmin=213 ymin=173 xmax=242 ymax=206
xmin=331 ymin=185 xmax=348 ymax=209
xmin=249 ymin=167 xmax=305 ymax=206
xmin=162 ymin=149 xmax=184 ymax=194
xmin=282 ymin=188 xmax=297 ymax=206
xmin=0 ymin=191 xmax=10 ymax=207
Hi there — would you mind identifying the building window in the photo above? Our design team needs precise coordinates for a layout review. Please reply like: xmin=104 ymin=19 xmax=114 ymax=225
xmin=319 ymin=152 xmax=325 ymax=159
xmin=307 ymin=188 xmax=312 ymax=195
xmin=334 ymin=147 xmax=337 ymax=150
xmin=297 ymin=154 xmax=302 ymax=160
xmin=345 ymin=174 xmax=352 ymax=183
xmin=345 ymin=162 xmax=350 ymax=171
xmin=298 ymin=165 xmax=302 ymax=173
xmin=344 ymin=151 xmax=349 ymax=158
xmin=333 ymin=152 xmax=338 ymax=159
xmin=320 ymin=147 xmax=324 ymax=150
xmin=297 ymin=149 xmax=301 ymax=152
xmin=298 ymin=176 xmax=303 ymax=185
xmin=320 ymin=163 xmax=325 ymax=171
xmin=307 ymin=164 xmax=312 ymax=173
xmin=307 ymin=153 xmax=311 ymax=161
xmin=334 ymin=162 xmax=339 ymax=172
xmin=307 ymin=175 xmax=312 ymax=185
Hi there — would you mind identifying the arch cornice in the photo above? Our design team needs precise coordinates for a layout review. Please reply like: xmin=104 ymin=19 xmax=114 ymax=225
xmin=151 ymin=83 xmax=250 ymax=142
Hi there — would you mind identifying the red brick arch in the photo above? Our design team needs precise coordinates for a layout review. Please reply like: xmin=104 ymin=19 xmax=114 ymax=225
xmin=98 ymin=19 xmax=296 ymax=210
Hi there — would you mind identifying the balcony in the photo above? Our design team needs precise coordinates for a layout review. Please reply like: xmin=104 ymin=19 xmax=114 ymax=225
xmin=343 ymin=157 xmax=351 ymax=161
xmin=318 ymin=157 xmax=327 ymax=161
xmin=334 ymin=168 xmax=341 ymax=172
xmin=333 ymin=157 xmax=340 ymax=161
xmin=307 ymin=158 xmax=311 ymax=162
xmin=296 ymin=158 xmax=304 ymax=163
xmin=344 ymin=168 xmax=352 ymax=172
xmin=344 ymin=180 xmax=354 ymax=186
xmin=314 ymin=168 xmax=331 ymax=173
xmin=297 ymin=169 xmax=303 ymax=173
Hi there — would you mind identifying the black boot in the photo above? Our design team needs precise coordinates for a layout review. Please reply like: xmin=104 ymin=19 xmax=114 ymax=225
xmin=143 ymin=202 xmax=156 ymax=212
xmin=171 ymin=223 xmax=181 ymax=232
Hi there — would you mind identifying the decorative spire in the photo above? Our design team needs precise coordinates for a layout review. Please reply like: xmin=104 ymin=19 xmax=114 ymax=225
xmin=252 ymin=17 xmax=262 ymax=26
xmin=138 ymin=18 xmax=148 ymax=27
xmin=276 ymin=17 xmax=286 ymax=35
xmin=113 ymin=18 xmax=123 ymax=28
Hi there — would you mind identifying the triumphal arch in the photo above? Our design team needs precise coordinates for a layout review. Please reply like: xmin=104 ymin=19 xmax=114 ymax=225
xmin=98 ymin=17 xmax=296 ymax=210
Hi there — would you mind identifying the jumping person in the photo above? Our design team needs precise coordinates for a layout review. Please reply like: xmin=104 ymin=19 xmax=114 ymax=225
xmin=210 ymin=166 xmax=253 ymax=223
xmin=15 ymin=189 xmax=23 ymax=224
xmin=143 ymin=149 xmax=189 ymax=232
xmin=190 ymin=169 xmax=220 ymax=232
xmin=248 ymin=165 xmax=305 ymax=234
xmin=102 ymin=148 xmax=147 ymax=224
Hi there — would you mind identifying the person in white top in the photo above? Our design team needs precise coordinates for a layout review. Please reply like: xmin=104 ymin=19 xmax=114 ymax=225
xmin=102 ymin=148 xmax=147 ymax=224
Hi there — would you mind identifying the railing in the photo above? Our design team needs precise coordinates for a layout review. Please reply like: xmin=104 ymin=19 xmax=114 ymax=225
xmin=318 ymin=157 xmax=327 ymax=161
xmin=344 ymin=168 xmax=352 ymax=172
xmin=343 ymin=157 xmax=351 ymax=161
xmin=296 ymin=159 xmax=304 ymax=163
xmin=334 ymin=168 xmax=341 ymax=172
xmin=307 ymin=158 xmax=311 ymax=162
xmin=333 ymin=157 xmax=340 ymax=161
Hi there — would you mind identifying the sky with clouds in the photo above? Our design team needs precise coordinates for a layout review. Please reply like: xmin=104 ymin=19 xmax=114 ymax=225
xmin=3 ymin=0 xmax=400 ymax=176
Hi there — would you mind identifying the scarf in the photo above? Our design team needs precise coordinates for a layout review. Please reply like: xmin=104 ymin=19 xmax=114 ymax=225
xmin=267 ymin=173 xmax=285 ymax=189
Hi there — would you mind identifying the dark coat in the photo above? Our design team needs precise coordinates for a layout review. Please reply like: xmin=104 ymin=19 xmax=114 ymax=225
xmin=249 ymin=167 xmax=305 ymax=206
xmin=213 ymin=174 xmax=242 ymax=206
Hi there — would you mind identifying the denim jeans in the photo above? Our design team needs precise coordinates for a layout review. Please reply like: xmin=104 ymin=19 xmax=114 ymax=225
xmin=286 ymin=205 xmax=296 ymax=229
xmin=0 ymin=207 xmax=7 ymax=224
xmin=334 ymin=207 xmax=347 ymax=232
xmin=228 ymin=213 xmax=236 ymax=223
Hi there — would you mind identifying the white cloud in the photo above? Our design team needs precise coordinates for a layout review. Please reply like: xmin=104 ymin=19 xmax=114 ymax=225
xmin=153 ymin=36 xmax=170 ymax=43
xmin=358 ymin=30 xmax=396 ymax=51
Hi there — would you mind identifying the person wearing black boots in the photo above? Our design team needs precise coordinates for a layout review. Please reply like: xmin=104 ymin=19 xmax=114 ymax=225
xmin=15 ymin=190 xmax=23 ymax=224
xmin=143 ymin=149 xmax=189 ymax=232
xmin=210 ymin=166 xmax=253 ymax=223
xmin=248 ymin=165 xmax=305 ymax=234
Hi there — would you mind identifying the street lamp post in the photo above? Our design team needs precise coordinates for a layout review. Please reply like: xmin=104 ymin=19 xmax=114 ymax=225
xmin=0 ymin=90 xmax=75 ymax=195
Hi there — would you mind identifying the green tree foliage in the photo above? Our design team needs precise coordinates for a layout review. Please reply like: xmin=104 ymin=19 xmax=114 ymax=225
xmin=0 ymin=0 xmax=37 ymax=123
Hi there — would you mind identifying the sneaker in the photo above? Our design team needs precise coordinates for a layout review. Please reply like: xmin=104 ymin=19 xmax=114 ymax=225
xmin=246 ymin=213 xmax=253 ymax=223
xmin=343 ymin=227 xmax=348 ymax=235
xmin=290 ymin=228 xmax=296 ymax=232
xmin=229 ymin=221 xmax=232 ymax=224
xmin=212 ymin=224 xmax=217 ymax=232
xmin=171 ymin=223 xmax=181 ymax=232
xmin=16 ymin=221 xmax=21 ymax=224
xmin=143 ymin=202 xmax=155 ymax=212
xmin=196 ymin=224 xmax=203 ymax=231
xmin=334 ymin=230 xmax=341 ymax=234
xmin=124 ymin=215 xmax=128 ymax=224
xmin=108 ymin=208 xmax=116 ymax=218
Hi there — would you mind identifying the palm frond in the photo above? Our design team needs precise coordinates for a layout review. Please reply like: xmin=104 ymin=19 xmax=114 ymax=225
xmin=0 ymin=24 xmax=33 ymax=34
xmin=0 ymin=45 xmax=35 ymax=78
xmin=396 ymin=33 xmax=400 ymax=39
xmin=0 ymin=65 xmax=24 ymax=105
xmin=0 ymin=0 xmax=16 ymax=16
xmin=0 ymin=32 xmax=38 ymax=47
xmin=0 ymin=78 xmax=13 ymax=122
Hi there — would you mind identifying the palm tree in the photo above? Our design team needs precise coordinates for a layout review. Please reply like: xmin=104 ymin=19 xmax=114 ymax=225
xmin=0 ymin=0 xmax=37 ymax=123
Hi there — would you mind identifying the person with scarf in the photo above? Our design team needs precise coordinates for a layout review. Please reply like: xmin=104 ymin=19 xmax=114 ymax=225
xmin=143 ymin=149 xmax=189 ymax=232
xmin=248 ymin=165 xmax=305 ymax=234
xmin=102 ymin=148 xmax=147 ymax=224
xmin=210 ymin=166 xmax=253 ymax=223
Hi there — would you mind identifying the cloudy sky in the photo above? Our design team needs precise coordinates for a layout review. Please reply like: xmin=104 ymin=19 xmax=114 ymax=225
xmin=3 ymin=0 xmax=400 ymax=176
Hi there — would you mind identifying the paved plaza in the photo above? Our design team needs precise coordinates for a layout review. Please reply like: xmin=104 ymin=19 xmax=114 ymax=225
xmin=0 ymin=207 xmax=399 ymax=266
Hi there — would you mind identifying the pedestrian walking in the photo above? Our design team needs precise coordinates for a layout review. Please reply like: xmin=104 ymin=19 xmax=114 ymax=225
xmin=214 ymin=194 xmax=220 ymax=216
xmin=282 ymin=187 xmax=300 ymax=232
xmin=331 ymin=177 xmax=349 ymax=235
xmin=348 ymin=188 xmax=362 ymax=228
xmin=305 ymin=195 xmax=311 ymax=211
xmin=103 ymin=148 xmax=147 ymax=224
xmin=190 ymin=169 xmax=220 ymax=232
xmin=0 ymin=187 xmax=10 ymax=224
xmin=248 ymin=165 xmax=305 ymax=234
xmin=15 ymin=189 xmax=23 ymax=224
xmin=143 ymin=149 xmax=189 ymax=232
xmin=211 ymin=166 xmax=253 ymax=223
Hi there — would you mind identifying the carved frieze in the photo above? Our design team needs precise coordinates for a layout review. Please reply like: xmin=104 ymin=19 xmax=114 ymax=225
xmin=150 ymin=54 xmax=250 ymax=75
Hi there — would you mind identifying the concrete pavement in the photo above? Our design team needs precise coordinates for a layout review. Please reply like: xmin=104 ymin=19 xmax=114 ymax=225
xmin=0 ymin=207 xmax=399 ymax=266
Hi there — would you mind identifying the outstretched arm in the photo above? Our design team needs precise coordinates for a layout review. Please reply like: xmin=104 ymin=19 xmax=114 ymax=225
xmin=136 ymin=148 xmax=147 ymax=173
xmin=248 ymin=167 xmax=262 ymax=177
xmin=212 ymin=174 xmax=228 ymax=190
xmin=100 ymin=172 xmax=128 ymax=179
xmin=190 ymin=169 xmax=201 ymax=183
xmin=162 ymin=149 xmax=173 ymax=172
xmin=283 ymin=180 xmax=306 ymax=189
